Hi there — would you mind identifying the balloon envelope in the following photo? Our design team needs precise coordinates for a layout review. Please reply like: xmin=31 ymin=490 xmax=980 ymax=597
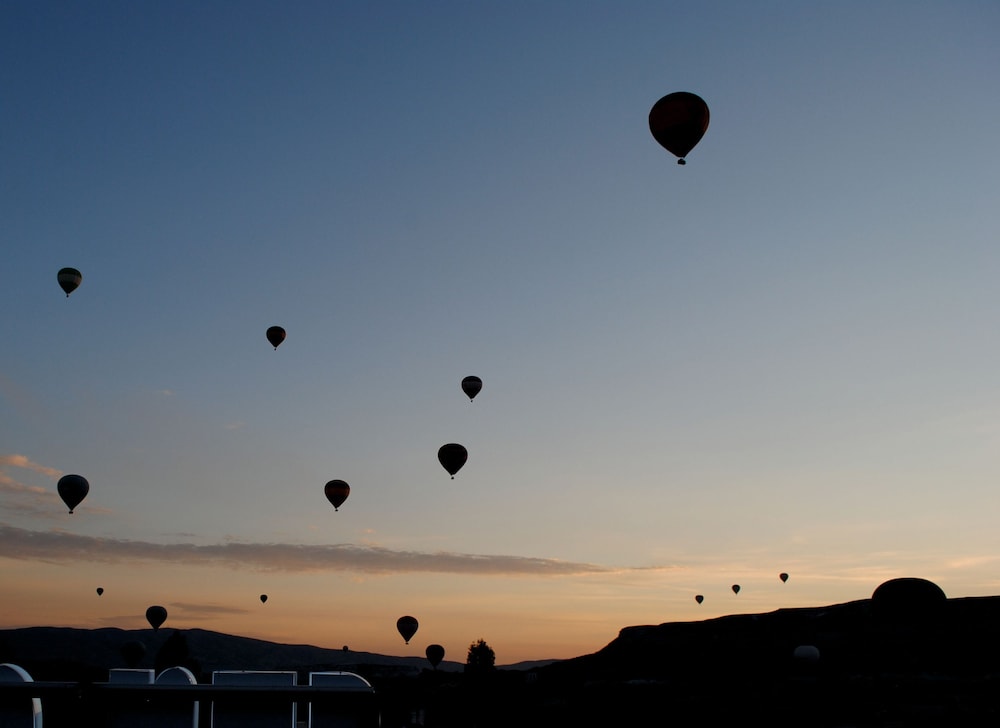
xmin=266 ymin=326 xmax=286 ymax=349
xmin=793 ymin=645 xmax=821 ymax=662
xmin=731 ymin=584 xmax=741 ymax=594
xmin=146 ymin=605 xmax=168 ymax=631
xmin=695 ymin=594 xmax=704 ymax=604
xmin=437 ymin=443 xmax=467 ymax=478
xmin=96 ymin=587 xmax=104 ymax=596
xmin=425 ymin=644 xmax=445 ymax=668
xmin=461 ymin=376 xmax=483 ymax=401
xmin=396 ymin=616 xmax=418 ymax=644
xmin=648 ymin=92 xmax=710 ymax=164
xmin=260 ymin=594 xmax=268 ymax=604
xmin=57 ymin=474 xmax=89 ymax=513
xmin=57 ymin=267 xmax=82 ymax=296
xmin=780 ymin=572 xmax=789 ymax=583
xmin=324 ymin=480 xmax=350 ymax=510
xmin=120 ymin=640 xmax=146 ymax=667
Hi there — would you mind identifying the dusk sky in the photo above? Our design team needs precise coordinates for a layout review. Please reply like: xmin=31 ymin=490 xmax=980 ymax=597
xmin=2 ymin=1 xmax=999 ymax=665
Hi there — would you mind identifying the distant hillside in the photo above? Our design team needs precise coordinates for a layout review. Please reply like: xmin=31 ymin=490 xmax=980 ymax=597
xmin=0 ymin=626 xmax=468 ymax=680
xmin=5 ymin=588 xmax=1000 ymax=725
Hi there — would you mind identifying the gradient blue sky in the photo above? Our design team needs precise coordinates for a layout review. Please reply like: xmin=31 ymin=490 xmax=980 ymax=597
xmin=2 ymin=1 xmax=999 ymax=664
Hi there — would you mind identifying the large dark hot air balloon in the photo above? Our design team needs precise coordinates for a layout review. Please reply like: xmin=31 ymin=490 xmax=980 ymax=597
xmin=57 ymin=267 xmax=82 ymax=297
xmin=396 ymin=616 xmax=418 ymax=644
xmin=648 ymin=92 xmax=710 ymax=165
xmin=731 ymin=584 xmax=741 ymax=594
xmin=695 ymin=594 xmax=704 ymax=604
xmin=461 ymin=376 xmax=483 ymax=402
xmin=324 ymin=480 xmax=350 ymax=511
xmin=57 ymin=474 xmax=89 ymax=513
xmin=437 ymin=444 xmax=467 ymax=479
xmin=146 ymin=605 xmax=168 ymax=631
xmin=266 ymin=326 xmax=286 ymax=350
xmin=425 ymin=644 xmax=445 ymax=668
xmin=871 ymin=577 xmax=947 ymax=627
xmin=780 ymin=572 xmax=789 ymax=583
xmin=260 ymin=594 xmax=268 ymax=604
xmin=96 ymin=587 xmax=104 ymax=596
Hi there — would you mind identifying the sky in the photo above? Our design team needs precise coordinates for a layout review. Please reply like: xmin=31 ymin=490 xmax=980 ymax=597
xmin=2 ymin=1 xmax=999 ymax=665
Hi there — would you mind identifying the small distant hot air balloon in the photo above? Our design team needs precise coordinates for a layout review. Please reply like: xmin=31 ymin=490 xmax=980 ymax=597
xmin=57 ymin=267 xmax=82 ymax=297
xmin=425 ymin=644 xmax=445 ymax=668
xmin=397 ymin=616 xmax=418 ymax=644
xmin=324 ymin=480 xmax=350 ymax=511
xmin=57 ymin=474 xmax=89 ymax=513
xmin=731 ymin=584 xmax=741 ymax=595
xmin=266 ymin=326 xmax=286 ymax=350
xmin=437 ymin=444 xmax=467 ymax=479
xmin=648 ymin=92 xmax=710 ymax=165
xmin=461 ymin=376 xmax=483 ymax=402
xmin=695 ymin=594 xmax=704 ymax=604
xmin=260 ymin=594 xmax=268 ymax=604
xmin=793 ymin=645 xmax=821 ymax=663
xmin=96 ymin=587 xmax=104 ymax=596
xmin=146 ymin=605 xmax=168 ymax=631
xmin=780 ymin=572 xmax=789 ymax=583
xmin=120 ymin=640 xmax=146 ymax=668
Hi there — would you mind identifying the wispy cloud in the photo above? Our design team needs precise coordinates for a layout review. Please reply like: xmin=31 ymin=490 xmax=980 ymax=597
xmin=0 ymin=523 xmax=620 ymax=576
xmin=0 ymin=454 xmax=62 ymax=479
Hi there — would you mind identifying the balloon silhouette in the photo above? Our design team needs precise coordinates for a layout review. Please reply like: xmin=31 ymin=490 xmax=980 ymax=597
xmin=437 ymin=444 xmax=467 ymax=479
xmin=266 ymin=326 xmax=286 ymax=350
xmin=793 ymin=644 xmax=821 ymax=663
xmin=57 ymin=267 xmax=82 ymax=297
xmin=120 ymin=640 xmax=146 ymax=667
xmin=396 ymin=615 xmax=418 ymax=644
xmin=461 ymin=376 xmax=483 ymax=402
xmin=648 ymin=92 xmax=710 ymax=165
xmin=780 ymin=572 xmax=789 ymax=583
xmin=425 ymin=644 xmax=445 ymax=668
xmin=57 ymin=474 xmax=89 ymax=513
xmin=324 ymin=480 xmax=350 ymax=511
xmin=260 ymin=594 xmax=268 ymax=604
xmin=145 ymin=605 xmax=168 ymax=631
xmin=695 ymin=594 xmax=704 ymax=604
xmin=96 ymin=587 xmax=104 ymax=596
xmin=731 ymin=584 xmax=741 ymax=594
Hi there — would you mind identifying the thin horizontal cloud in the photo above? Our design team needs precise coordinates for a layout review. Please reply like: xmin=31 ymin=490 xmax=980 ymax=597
xmin=0 ymin=472 xmax=49 ymax=496
xmin=0 ymin=523 xmax=619 ymax=576
xmin=0 ymin=454 xmax=61 ymax=479
xmin=169 ymin=602 xmax=253 ymax=617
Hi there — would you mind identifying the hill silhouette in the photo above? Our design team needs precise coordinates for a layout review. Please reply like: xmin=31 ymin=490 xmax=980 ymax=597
xmin=4 ymin=586 xmax=1000 ymax=725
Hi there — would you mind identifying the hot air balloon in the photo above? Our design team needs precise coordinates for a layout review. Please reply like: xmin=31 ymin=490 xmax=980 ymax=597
xmin=120 ymin=640 xmax=146 ymax=667
xmin=396 ymin=616 xmax=418 ymax=644
xmin=260 ymin=594 xmax=268 ymax=604
xmin=57 ymin=474 xmax=89 ymax=513
xmin=780 ymin=572 xmax=789 ymax=583
xmin=57 ymin=267 xmax=82 ymax=297
xmin=695 ymin=594 xmax=704 ymax=604
xmin=324 ymin=480 xmax=350 ymax=511
xmin=425 ymin=644 xmax=445 ymax=668
xmin=437 ymin=444 xmax=467 ymax=479
xmin=266 ymin=326 xmax=286 ymax=350
xmin=96 ymin=587 xmax=104 ymax=596
xmin=648 ymin=92 xmax=710 ymax=165
xmin=731 ymin=584 xmax=741 ymax=594
xmin=461 ymin=376 xmax=483 ymax=402
xmin=793 ymin=645 xmax=821 ymax=663
xmin=146 ymin=605 xmax=168 ymax=631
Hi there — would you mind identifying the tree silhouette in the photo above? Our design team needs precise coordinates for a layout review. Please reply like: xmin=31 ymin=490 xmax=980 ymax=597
xmin=465 ymin=638 xmax=495 ymax=673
